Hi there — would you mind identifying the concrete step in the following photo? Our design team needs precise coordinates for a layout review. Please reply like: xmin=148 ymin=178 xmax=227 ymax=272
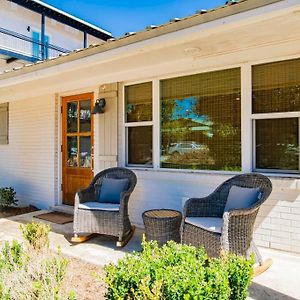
xmin=50 ymin=205 xmax=74 ymax=215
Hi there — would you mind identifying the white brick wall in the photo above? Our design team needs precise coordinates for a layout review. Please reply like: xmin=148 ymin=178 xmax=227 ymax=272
xmin=0 ymin=95 xmax=56 ymax=209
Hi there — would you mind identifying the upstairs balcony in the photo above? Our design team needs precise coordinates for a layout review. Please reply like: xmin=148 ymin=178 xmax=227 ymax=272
xmin=0 ymin=27 xmax=71 ymax=63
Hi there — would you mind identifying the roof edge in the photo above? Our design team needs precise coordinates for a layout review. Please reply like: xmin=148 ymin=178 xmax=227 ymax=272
xmin=0 ymin=0 xmax=285 ymax=80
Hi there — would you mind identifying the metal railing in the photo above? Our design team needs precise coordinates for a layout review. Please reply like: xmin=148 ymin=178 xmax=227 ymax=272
xmin=0 ymin=27 xmax=71 ymax=61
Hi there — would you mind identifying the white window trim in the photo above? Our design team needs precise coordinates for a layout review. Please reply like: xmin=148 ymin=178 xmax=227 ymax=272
xmin=122 ymin=58 xmax=300 ymax=177
xmin=123 ymin=82 xmax=154 ymax=168
xmin=252 ymin=115 xmax=300 ymax=174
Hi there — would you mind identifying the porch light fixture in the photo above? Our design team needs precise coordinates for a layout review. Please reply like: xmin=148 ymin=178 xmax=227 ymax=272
xmin=92 ymin=98 xmax=106 ymax=114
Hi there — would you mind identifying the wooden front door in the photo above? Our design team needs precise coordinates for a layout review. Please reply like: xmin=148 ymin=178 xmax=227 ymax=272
xmin=62 ymin=93 xmax=94 ymax=205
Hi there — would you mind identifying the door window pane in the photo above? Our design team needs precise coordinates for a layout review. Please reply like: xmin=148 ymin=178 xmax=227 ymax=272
xmin=160 ymin=68 xmax=241 ymax=171
xmin=127 ymin=126 xmax=152 ymax=165
xmin=125 ymin=82 xmax=152 ymax=122
xmin=67 ymin=102 xmax=78 ymax=133
xmin=256 ymin=118 xmax=299 ymax=171
xmin=67 ymin=136 xmax=78 ymax=167
xmin=253 ymin=58 xmax=300 ymax=113
xmin=80 ymin=137 xmax=92 ymax=168
xmin=80 ymin=100 xmax=91 ymax=132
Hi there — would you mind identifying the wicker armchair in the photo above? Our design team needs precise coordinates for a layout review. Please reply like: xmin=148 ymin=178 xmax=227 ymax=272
xmin=181 ymin=173 xmax=272 ymax=266
xmin=73 ymin=167 xmax=137 ymax=247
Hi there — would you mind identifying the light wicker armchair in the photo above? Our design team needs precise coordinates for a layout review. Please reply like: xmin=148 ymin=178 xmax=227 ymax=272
xmin=181 ymin=173 xmax=272 ymax=269
xmin=73 ymin=167 xmax=137 ymax=247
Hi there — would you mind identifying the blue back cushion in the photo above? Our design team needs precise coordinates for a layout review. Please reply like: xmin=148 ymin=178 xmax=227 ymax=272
xmin=98 ymin=178 xmax=129 ymax=204
xmin=224 ymin=185 xmax=260 ymax=212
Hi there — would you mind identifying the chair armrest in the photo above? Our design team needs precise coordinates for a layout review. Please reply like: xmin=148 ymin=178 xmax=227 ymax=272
xmin=74 ymin=186 xmax=96 ymax=207
xmin=221 ymin=206 xmax=260 ymax=253
xmin=183 ymin=193 xmax=222 ymax=218
xmin=119 ymin=191 xmax=131 ymax=210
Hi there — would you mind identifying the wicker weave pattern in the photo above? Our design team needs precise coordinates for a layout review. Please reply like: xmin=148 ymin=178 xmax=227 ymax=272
xmin=182 ymin=173 xmax=272 ymax=262
xmin=143 ymin=209 xmax=182 ymax=246
xmin=73 ymin=167 xmax=137 ymax=243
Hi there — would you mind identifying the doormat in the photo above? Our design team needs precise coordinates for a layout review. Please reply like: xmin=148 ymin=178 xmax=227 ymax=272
xmin=35 ymin=212 xmax=73 ymax=224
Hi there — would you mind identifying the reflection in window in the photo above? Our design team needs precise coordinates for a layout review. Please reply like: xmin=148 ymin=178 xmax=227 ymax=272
xmin=160 ymin=68 xmax=241 ymax=171
xmin=80 ymin=100 xmax=91 ymax=132
xmin=127 ymin=126 xmax=152 ymax=165
xmin=67 ymin=102 xmax=78 ymax=133
xmin=80 ymin=136 xmax=92 ymax=168
xmin=256 ymin=118 xmax=299 ymax=171
xmin=125 ymin=82 xmax=152 ymax=122
xmin=67 ymin=136 xmax=78 ymax=167
xmin=253 ymin=58 xmax=300 ymax=113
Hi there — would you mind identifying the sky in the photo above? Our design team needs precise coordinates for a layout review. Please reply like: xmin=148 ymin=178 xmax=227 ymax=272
xmin=43 ymin=0 xmax=226 ymax=37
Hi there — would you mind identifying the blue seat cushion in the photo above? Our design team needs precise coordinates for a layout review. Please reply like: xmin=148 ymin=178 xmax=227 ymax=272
xmin=79 ymin=202 xmax=119 ymax=211
xmin=98 ymin=178 xmax=129 ymax=204
xmin=224 ymin=185 xmax=260 ymax=213
xmin=185 ymin=217 xmax=223 ymax=233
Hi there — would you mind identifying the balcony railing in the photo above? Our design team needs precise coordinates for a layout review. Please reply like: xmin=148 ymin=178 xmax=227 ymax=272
xmin=0 ymin=27 xmax=71 ymax=62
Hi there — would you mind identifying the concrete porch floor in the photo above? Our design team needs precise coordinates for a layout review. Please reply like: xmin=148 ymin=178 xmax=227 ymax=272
xmin=0 ymin=210 xmax=299 ymax=300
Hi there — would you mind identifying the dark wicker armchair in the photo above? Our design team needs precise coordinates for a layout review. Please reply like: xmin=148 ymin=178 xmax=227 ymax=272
xmin=181 ymin=173 xmax=272 ymax=266
xmin=73 ymin=167 xmax=137 ymax=247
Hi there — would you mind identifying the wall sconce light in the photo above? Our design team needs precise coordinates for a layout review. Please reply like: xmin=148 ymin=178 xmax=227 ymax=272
xmin=92 ymin=98 xmax=106 ymax=114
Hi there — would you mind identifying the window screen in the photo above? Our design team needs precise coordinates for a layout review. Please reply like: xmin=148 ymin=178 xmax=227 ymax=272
xmin=127 ymin=126 xmax=152 ymax=166
xmin=256 ymin=118 xmax=299 ymax=171
xmin=125 ymin=82 xmax=153 ymax=166
xmin=160 ymin=68 xmax=241 ymax=171
xmin=125 ymin=82 xmax=152 ymax=122
xmin=253 ymin=58 xmax=300 ymax=113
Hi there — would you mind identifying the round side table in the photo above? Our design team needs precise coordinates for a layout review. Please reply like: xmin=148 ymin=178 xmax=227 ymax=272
xmin=142 ymin=209 xmax=182 ymax=246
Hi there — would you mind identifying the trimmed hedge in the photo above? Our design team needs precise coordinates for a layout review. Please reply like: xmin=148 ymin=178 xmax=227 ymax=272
xmin=105 ymin=238 xmax=254 ymax=300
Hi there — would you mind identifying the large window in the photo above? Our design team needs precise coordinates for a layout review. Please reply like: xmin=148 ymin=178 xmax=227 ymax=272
xmin=160 ymin=68 xmax=241 ymax=171
xmin=125 ymin=82 xmax=153 ymax=166
xmin=253 ymin=58 xmax=300 ymax=173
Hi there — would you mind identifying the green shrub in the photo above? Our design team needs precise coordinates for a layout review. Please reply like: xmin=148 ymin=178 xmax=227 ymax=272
xmin=0 ymin=240 xmax=25 ymax=271
xmin=21 ymin=221 xmax=51 ymax=250
xmin=105 ymin=238 xmax=254 ymax=300
xmin=226 ymin=254 xmax=254 ymax=300
xmin=0 ymin=187 xmax=17 ymax=208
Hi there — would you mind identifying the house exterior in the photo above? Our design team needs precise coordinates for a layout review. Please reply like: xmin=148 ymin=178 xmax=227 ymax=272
xmin=0 ymin=0 xmax=112 ymax=72
xmin=0 ymin=0 xmax=300 ymax=254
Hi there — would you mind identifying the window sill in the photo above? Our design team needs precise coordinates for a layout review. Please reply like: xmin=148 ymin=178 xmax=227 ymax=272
xmin=126 ymin=166 xmax=300 ymax=179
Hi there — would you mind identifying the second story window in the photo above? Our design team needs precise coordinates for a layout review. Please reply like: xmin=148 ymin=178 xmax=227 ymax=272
xmin=32 ymin=31 xmax=49 ymax=60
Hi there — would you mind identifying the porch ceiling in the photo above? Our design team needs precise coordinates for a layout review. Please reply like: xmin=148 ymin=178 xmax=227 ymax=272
xmin=0 ymin=8 xmax=300 ymax=100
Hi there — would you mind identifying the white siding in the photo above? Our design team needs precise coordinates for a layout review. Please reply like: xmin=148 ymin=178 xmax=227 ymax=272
xmin=94 ymin=83 xmax=118 ymax=173
xmin=0 ymin=95 xmax=56 ymax=209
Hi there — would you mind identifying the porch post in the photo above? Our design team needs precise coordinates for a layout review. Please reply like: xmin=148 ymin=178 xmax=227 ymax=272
xmin=83 ymin=31 xmax=87 ymax=48
xmin=40 ymin=12 xmax=46 ymax=60
xmin=241 ymin=63 xmax=252 ymax=172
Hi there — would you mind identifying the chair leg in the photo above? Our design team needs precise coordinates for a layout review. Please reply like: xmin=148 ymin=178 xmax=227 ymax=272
xmin=116 ymin=226 xmax=135 ymax=248
xmin=71 ymin=233 xmax=96 ymax=243
xmin=251 ymin=241 xmax=273 ymax=277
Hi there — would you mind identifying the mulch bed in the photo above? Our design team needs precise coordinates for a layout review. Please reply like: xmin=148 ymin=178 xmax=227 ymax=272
xmin=0 ymin=205 xmax=38 ymax=218
xmin=62 ymin=257 xmax=107 ymax=299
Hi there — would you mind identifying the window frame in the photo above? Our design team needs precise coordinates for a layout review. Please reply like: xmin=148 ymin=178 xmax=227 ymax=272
xmin=252 ymin=112 xmax=300 ymax=174
xmin=123 ymin=81 xmax=155 ymax=168
xmin=122 ymin=57 xmax=300 ymax=176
